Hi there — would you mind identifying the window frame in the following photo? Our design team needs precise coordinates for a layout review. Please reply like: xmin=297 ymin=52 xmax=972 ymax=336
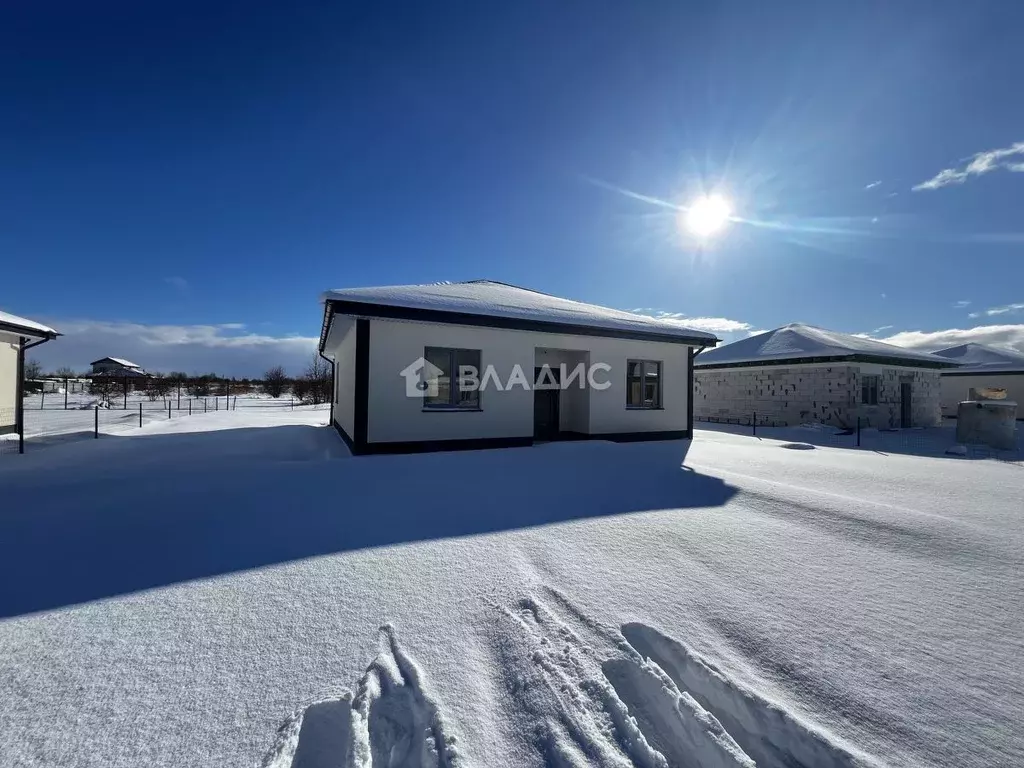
xmin=861 ymin=374 xmax=880 ymax=406
xmin=626 ymin=359 xmax=663 ymax=409
xmin=422 ymin=346 xmax=482 ymax=411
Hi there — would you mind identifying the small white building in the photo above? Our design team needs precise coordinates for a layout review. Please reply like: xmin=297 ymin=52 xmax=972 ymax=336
xmin=693 ymin=324 xmax=957 ymax=428
xmin=933 ymin=343 xmax=1024 ymax=420
xmin=0 ymin=310 xmax=59 ymax=438
xmin=318 ymin=280 xmax=718 ymax=455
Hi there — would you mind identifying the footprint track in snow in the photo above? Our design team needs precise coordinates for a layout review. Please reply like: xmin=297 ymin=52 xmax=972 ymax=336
xmin=262 ymin=625 xmax=459 ymax=768
xmin=491 ymin=590 xmax=878 ymax=768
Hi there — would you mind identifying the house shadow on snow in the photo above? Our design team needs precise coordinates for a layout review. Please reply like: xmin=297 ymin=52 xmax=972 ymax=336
xmin=0 ymin=425 xmax=735 ymax=619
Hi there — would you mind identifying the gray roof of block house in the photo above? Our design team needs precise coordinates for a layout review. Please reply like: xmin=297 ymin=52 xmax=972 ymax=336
xmin=694 ymin=324 xmax=958 ymax=369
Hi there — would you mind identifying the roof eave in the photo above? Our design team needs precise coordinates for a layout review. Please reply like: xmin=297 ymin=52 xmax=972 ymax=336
xmin=695 ymin=353 xmax=958 ymax=370
xmin=322 ymin=298 xmax=718 ymax=348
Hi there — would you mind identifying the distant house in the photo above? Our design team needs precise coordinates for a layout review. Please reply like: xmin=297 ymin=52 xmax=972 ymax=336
xmin=1 ymin=310 xmax=59 ymax=438
xmin=90 ymin=357 xmax=147 ymax=377
xmin=693 ymin=324 xmax=957 ymax=428
xmin=318 ymin=280 xmax=718 ymax=455
xmin=933 ymin=343 xmax=1024 ymax=420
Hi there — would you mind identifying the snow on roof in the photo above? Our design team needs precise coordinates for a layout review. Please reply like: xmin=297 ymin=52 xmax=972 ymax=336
xmin=323 ymin=280 xmax=719 ymax=343
xmin=932 ymin=342 xmax=1024 ymax=368
xmin=694 ymin=323 xmax=956 ymax=368
xmin=91 ymin=357 xmax=142 ymax=369
xmin=0 ymin=309 xmax=57 ymax=338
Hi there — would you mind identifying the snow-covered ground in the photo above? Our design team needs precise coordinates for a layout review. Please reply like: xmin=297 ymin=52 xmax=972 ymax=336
xmin=0 ymin=413 xmax=1020 ymax=767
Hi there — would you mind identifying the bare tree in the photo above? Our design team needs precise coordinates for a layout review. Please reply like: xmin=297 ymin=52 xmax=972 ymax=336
xmin=54 ymin=366 xmax=76 ymax=380
xmin=263 ymin=365 xmax=289 ymax=398
xmin=296 ymin=354 xmax=332 ymax=405
xmin=24 ymin=359 xmax=42 ymax=380
xmin=89 ymin=377 xmax=121 ymax=407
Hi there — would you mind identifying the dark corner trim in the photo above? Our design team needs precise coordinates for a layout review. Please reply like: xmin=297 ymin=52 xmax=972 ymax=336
xmin=687 ymin=347 xmax=695 ymax=436
xmin=695 ymin=353 xmax=957 ymax=371
xmin=593 ymin=429 xmax=691 ymax=443
xmin=332 ymin=420 xmax=356 ymax=452
xmin=353 ymin=319 xmax=370 ymax=448
xmin=324 ymin=298 xmax=717 ymax=347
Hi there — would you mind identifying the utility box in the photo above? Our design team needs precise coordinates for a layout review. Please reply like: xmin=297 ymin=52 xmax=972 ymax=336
xmin=956 ymin=398 xmax=1018 ymax=450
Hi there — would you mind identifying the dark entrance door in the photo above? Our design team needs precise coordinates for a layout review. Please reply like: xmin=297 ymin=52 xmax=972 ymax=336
xmin=900 ymin=382 xmax=913 ymax=427
xmin=533 ymin=366 xmax=560 ymax=440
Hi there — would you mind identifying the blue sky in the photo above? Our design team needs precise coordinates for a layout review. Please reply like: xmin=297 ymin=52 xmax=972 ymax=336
xmin=4 ymin=1 xmax=1023 ymax=375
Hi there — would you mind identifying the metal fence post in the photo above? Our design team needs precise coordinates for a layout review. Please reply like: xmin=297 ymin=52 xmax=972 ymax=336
xmin=94 ymin=406 xmax=99 ymax=439
xmin=204 ymin=398 xmax=208 ymax=413
xmin=215 ymin=397 xmax=218 ymax=412
xmin=189 ymin=399 xmax=192 ymax=416
xmin=857 ymin=416 xmax=861 ymax=447
xmin=168 ymin=401 xmax=172 ymax=419
xmin=40 ymin=390 xmax=45 ymax=409
xmin=123 ymin=376 xmax=128 ymax=409
xmin=64 ymin=377 xmax=69 ymax=409
xmin=139 ymin=402 xmax=143 ymax=428
xmin=752 ymin=411 xmax=757 ymax=436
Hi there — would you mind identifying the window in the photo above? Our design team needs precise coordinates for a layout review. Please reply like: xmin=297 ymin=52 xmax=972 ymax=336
xmin=861 ymin=374 xmax=879 ymax=406
xmin=626 ymin=360 xmax=661 ymax=408
xmin=423 ymin=347 xmax=481 ymax=409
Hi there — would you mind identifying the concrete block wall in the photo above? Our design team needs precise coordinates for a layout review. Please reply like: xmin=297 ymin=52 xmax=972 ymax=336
xmin=694 ymin=365 xmax=859 ymax=427
xmin=694 ymin=364 xmax=943 ymax=428
xmin=855 ymin=368 xmax=941 ymax=428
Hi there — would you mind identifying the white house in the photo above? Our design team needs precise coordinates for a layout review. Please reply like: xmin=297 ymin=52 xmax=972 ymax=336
xmin=693 ymin=324 xmax=957 ymax=428
xmin=0 ymin=310 xmax=59 ymax=439
xmin=318 ymin=280 xmax=718 ymax=455
xmin=933 ymin=343 xmax=1024 ymax=420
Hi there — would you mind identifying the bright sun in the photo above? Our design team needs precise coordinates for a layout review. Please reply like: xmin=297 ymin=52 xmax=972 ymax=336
xmin=684 ymin=194 xmax=731 ymax=237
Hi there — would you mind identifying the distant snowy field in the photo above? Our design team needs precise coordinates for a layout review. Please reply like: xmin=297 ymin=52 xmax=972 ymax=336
xmin=0 ymin=411 xmax=1020 ymax=767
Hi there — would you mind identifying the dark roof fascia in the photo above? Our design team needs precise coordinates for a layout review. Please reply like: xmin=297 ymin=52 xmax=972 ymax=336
xmin=942 ymin=367 xmax=1024 ymax=377
xmin=0 ymin=321 xmax=58 ymax=341
xmin=695 ymin=353 xmax=957 ymax=371
xmin=319 ymin=298 xmax=719 ymax=350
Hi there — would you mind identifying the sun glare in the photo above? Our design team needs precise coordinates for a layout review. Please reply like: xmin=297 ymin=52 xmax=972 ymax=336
xmin=684 ymin=194 xmax=731 ymax=238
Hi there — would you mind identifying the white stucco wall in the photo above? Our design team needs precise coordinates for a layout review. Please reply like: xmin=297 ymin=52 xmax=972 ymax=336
xmin=324 ymin=316 xmax=356 ymax=436
xmin=363 ymin=317 xmax=691 ymax=444
xmin=940 ymin=372 xmax=1024 ymax=420
xmin=0 ymin=333 xmax=17 ymax=431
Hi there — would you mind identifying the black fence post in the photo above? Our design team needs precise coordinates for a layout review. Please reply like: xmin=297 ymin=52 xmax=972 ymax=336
xmin=857 ymin=417 xmax=861 ymax=447
xmin=215 ymin=397 xmax=218 ymax=412
xmin=189 ymin=399 xmax=192 ymax=416
xmin=40 ymin=390 xmax=45 ymax=410
xmin=233 ymin=396 xmax=236 ymax=411
xmin=139 ymin=402 xmax=143 ymax=428
xmin=752 ymin=411 xmax=757 ymax=436
xmin=94 ymin=406 xmax=99 ymax=439
xmin=64 ymin=377 xmax=68 ymax=410
xmin=204 ymin=398 xmax=208 ymax=413
xmin=177 ymin=384 xmax=181 ymax=410
xmin=123 ymin=376 xmax=128 ymax=409
xmin=167 ymin=401 xmax=172 ymax=419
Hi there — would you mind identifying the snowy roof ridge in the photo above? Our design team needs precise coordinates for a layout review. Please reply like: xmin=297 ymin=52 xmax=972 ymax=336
xmin=694 ymin=322 xmax=956 ymax=368
xmin=932 ymin=342 xmax=1024 ymax=367
xmin=321 ymin=280 xmax=720 ymax=344
xmin=91 ymin=357 xmax=142 ymax=368
xmin=0 ymin=309 xmax=58 ymax=338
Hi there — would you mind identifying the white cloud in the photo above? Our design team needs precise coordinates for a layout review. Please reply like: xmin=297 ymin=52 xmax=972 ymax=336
xmin=872 ymin=324 xmax=1024 ymax=355
xmin=981 ymin=302 xmax=1024 ymax=316
xmin=164 ymin=276 xmax=189 ymax=291
xmin=864 ymin=180 xmax=882 ymax=190
xmin=628 ymin=308 xmax=752 ymax=334
xmin=871 ymin=325 xmax=893 ymax=334
xmin=30 ymin=319 xmax=318 ymax=377
xmin=913 ymin=141 xmax=1024 ymax=191
xmin=953 ymin=300 xmax=971 ymax=309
